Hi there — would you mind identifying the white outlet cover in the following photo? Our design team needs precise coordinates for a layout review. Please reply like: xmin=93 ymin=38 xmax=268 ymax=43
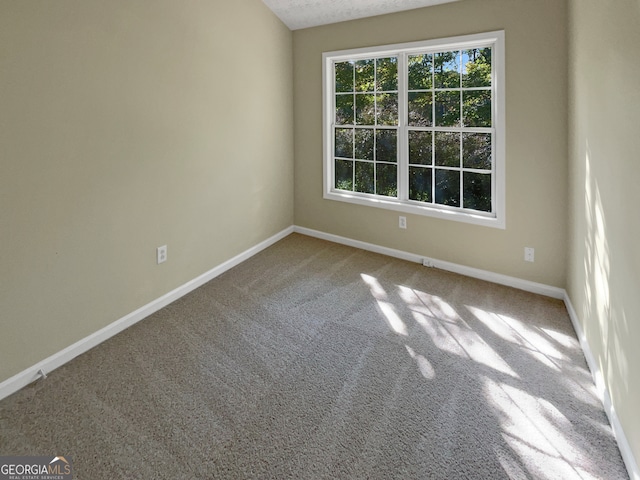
xmin=157 ymin=245 xmax=167 ymax=264
xmin=524 ymin=247 xmax=534 ymax=262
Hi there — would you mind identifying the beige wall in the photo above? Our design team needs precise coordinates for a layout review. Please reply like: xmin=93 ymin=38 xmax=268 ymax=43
xmin=0 ymin=0 xmax=293 ymax=383
xmin=567 ymin=0 xmax=640 ymax=464
xmin=293 ymin=0 xmax=568 ymax=287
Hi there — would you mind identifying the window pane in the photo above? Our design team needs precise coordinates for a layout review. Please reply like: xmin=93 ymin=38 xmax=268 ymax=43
xmin=435 ymin=169 xmax=460 ymax=207
xmin=435 ymin=132 xmax=460 ymax=167
xmin=355 ymin=128 xmax=374 ymax=160
xmin=462 ymin=48 xmax=491 ymax=88
xmin=376 ymin=163 xmax=397 ymax=197
xmin=335 ymin=128 xmax=353 ymax=158
xmin=355 ymin=94 xmax=375 ymax=125
xmin=409 ymin=166 xmax=432 ymax=202
xmin=376 ymin=93 xmax=398 ymax=125
xmin=463 ymin=133 xmax=491 ymax=170
xmin=463 ymin=90 xmax=491 ymax=127
xmin=408 ymin=92 xmax=433 ymax=127
xmin=434 ymin=51 xmax=460 ymax=89
xmin=408 ymin=54 xmax=433 ymax=90
xmin=355 ymin=59 xmax=375 ymax=92
xmin=335 ymin=159 xmax=353 ymax=190
xmin=376 ymin=57 xmax=398 ymax=91
xmin=335 ymin=61 xmax=354 ymax=92
xmin=409 ymin=131 xmax=432 ymax=165
xmin=376 ymin=129 xmax=397 ymax=163
xmin=435 ymin=91 xmax=461 ymax=127
xmin=463 ymin=172 xmax=491 ymax=212
xmin=335 ymin=94 xmax=353 ymax=125
xmin=355 ymin=161 xmax=375 ymax=193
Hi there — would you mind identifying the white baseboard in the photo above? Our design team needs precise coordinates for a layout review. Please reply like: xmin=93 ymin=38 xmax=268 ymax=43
xmin=293 ymin=226 xmax=564 ymax=299
xmin=563 ymin=294 xmax=640 ymax=480
xmin=420 ymin=256 xmax=564 ymax=299
xmin=294 ymin=226 xmax=424 ymax=263
xmin=0 ymin=226 xmax=294 ymax=402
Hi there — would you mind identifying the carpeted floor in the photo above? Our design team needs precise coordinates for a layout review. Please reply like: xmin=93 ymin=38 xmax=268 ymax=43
xmin=0 ymin=233 xmax=629 ymax=479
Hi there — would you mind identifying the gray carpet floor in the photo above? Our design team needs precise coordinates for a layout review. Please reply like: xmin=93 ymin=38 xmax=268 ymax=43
xmin=0 ymin=233 xmax=629 ymax=479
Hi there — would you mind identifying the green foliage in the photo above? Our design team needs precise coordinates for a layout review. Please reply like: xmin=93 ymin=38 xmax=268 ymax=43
xmin=335 ymin=128 xmax=353 ymax=158
xmin=463 ymin=172 xmax=491 ymax=211
xmin=435 ymin=169 xmax=460 ymax=207
xmin=376 ymin=94 xmax=398 ymax=126
xmin=335 ymin=94 xmax=353 ymax=125
xmin=435 ymin=132 xmax=460 ymax=167
xmin=376 ymin=163 xmax=397 ymax=197
xmin=355 ymin=128 xmax=374 ymax=160
xmin=408 ymin=54 xmax=433 ymax=90
xmin=335 ymin=159 xmax=353 ymax=190
xmin=335 ymin=62 xmax=353 ymax=93
xmin=408 ymin=131 xmax=432 ymax=165
xmin=355 ymin=59 xmax=375 ymax=92
xmin=435 ymin=51 xmax=460 ymax=88
xmin=409 ymin=166 xmax=432 ymax=202
xmin=435 ymin=91 xmax=460 ymax=127
xmin=355 ymin=160 xmax=374 ymax=193
xmin=376 ymin=130 xmax=397 ymax=163
xmin=408 ymin=92 xmax=432 ymax=127
xmin=463 ymin=48 xmax=491 ymax=87
xmin=376 ymin=57 xmax=397 ymax=91
xmin=356 ymin=94 xmax=375 ymax=124
xmin=463 ymin=133 xmax=491 ymax=170
xmin=463 ymin=90 xmax=491 ymax=127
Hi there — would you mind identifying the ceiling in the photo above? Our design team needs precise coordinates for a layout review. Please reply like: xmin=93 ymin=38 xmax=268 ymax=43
xmin=261 ymin=0 xmax=460 ymax=30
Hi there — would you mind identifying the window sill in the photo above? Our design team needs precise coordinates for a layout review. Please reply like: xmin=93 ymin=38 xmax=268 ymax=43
xmin=324 ymin=190 xmax=505 ymax=229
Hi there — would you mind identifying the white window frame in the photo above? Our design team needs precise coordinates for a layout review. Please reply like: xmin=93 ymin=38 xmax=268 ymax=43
xmin=322 ymin=31 xmax=506 ymax=229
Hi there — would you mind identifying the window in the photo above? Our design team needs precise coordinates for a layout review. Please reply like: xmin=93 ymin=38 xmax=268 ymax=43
xmin=323 ymin=31 xmax=505 ymax=228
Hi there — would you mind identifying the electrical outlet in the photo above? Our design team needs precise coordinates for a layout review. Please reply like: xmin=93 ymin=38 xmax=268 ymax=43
xmin=399 ymin=216 xmax=407 ymax=229
xmin=524 ymin=247 xmax=534 ymax=263
xmin=157 ymin=245 xmax=167 ymax=264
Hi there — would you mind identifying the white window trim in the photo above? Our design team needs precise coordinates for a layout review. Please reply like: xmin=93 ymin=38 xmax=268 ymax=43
xmin=322 ymin=31 xmax=506 ymax=229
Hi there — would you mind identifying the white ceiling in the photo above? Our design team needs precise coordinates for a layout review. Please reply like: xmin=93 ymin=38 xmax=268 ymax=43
xmin=262 ymin=0 xmax=460 ymax=30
